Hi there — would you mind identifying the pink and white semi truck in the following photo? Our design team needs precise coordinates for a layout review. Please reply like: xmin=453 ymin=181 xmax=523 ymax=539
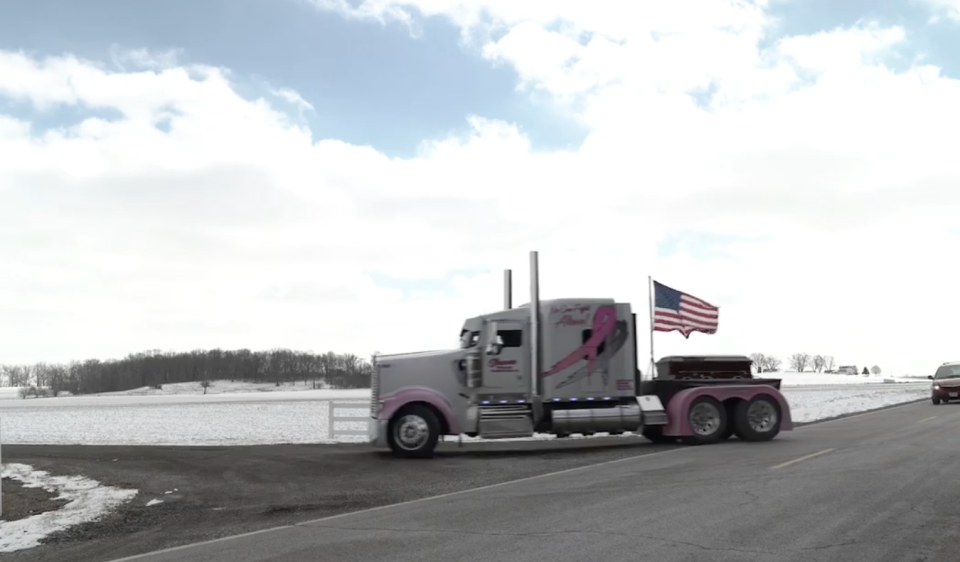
xmin=369 ymin=251 xmax=793 ymax=458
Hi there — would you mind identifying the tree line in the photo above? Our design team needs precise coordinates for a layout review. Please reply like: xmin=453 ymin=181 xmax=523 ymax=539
xmin=0 ymin=348 xmax=372 ymax=397
xmin=751 ymin=352 xmax=882 ymax=375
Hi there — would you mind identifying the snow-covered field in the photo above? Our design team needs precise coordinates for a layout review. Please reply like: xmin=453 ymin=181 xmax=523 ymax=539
xmin=0 ymin=463 xmax=138 ymax=552
xmin=0 ymin=375 xmax=931 ymax=446
xmin=773 ymin=372 xmax=916 ymax=386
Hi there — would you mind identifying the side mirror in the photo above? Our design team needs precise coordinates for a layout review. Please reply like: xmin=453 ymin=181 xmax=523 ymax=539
xmin=928 ymin=375 xmax=934 ymax=380
xmin=483 ymin=320 xmax=502 ymax=356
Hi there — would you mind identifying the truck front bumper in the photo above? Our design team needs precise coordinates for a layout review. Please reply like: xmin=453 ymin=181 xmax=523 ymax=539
xmin=368 ymin=417 xmax=389 ymax=448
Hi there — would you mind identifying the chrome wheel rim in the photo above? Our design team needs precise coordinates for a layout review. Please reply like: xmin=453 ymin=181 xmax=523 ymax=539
xmin=690 ymin=402 xmax=722 ymax=436
xmin=393 ymin=414 xmax=429 ymax=451
xmin=747 ymin=400 xmax=778 ymax=433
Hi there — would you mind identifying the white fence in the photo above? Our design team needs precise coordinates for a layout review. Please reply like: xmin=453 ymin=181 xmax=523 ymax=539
xmin=327 ymin=401 xmax=370 ymax=441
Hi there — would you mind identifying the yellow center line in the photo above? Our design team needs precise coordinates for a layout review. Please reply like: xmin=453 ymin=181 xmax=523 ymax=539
xmin=770 ymin=448 xmax=836 ymax=470
xmin=916 ymin=416 xmax=937 ymax=424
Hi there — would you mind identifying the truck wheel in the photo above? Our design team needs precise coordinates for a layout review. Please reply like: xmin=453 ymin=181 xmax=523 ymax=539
xmin=681 ymin=397 xmax=727 ymax=445
xmin=641 ymin=425 xmax=675 ymax=444
xmin=387 ymin=404 xmax=440 ymax=458
xmin=733 ymin=395 xmax=782 ymax=442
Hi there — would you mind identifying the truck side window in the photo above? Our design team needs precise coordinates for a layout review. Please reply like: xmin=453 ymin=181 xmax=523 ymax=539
xmin=581 ymin=329 xmax=606 ymax=355
xmin=496 ymin=329 xmax=522 ymax=347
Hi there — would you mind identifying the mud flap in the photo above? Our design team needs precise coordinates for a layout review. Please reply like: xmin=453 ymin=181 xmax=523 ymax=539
xmin=638 ymin=395 xmax=667 ymax=426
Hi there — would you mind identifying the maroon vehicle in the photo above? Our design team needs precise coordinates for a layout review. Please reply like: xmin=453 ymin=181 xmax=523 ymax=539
xmin=929 ymin=362 xmax=960 ymax=404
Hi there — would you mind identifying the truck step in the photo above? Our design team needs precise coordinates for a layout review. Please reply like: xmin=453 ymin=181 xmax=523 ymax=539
xmin=478 ymin=404 xmax=534 ymax=439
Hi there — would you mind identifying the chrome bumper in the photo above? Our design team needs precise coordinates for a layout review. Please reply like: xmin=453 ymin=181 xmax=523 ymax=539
xmin=368 ymin=418 xmax=389 ymax=448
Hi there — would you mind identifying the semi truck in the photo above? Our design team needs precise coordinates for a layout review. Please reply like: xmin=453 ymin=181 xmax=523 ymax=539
xmin=368 ymin=251 xmax=793 ymax=458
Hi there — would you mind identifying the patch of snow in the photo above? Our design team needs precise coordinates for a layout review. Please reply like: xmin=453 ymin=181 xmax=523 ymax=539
xmin=0 ymin=385 xmax=930 ymax=446
xmin=0 ymin=463 xmax=138 ymax=553
xmin=145 ymin=499 xmax=164 ymax=507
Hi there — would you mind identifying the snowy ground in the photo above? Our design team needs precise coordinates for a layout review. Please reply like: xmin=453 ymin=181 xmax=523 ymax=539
xmin=0 ymin=463 xmax=138 ymax=553
xmin=0 ymin=377 xmax=931 ymax=446
xmin=772 ymin=372 xmax=916 ymax=386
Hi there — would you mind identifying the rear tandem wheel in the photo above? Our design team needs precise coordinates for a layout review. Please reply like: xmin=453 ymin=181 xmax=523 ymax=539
xmin=681 ymin=396 xmax=728 ymax=445
xmin=732 ymin=395 xmax=782 ymax=442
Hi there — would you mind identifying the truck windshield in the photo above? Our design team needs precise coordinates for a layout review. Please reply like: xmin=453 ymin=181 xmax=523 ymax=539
xmin=459 ymin=329 xmax=479 ymax=349
xmin=935 ymin=365 xmax=960 ymax=379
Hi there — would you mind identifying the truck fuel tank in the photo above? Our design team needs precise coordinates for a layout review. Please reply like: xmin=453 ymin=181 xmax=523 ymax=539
xmin=551 ymin=403 xmax=643 ymax=434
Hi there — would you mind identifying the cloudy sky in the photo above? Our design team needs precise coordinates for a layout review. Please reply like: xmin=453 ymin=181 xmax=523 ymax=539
xmin=2 ymin=0 xmax=960 ymax=375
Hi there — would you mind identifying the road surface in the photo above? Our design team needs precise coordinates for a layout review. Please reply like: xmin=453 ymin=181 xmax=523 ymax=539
xmin=110 ymin=400 xmax=959 ymax=562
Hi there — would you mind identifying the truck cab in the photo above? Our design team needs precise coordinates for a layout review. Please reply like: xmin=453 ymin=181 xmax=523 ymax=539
xmin=370 ymin=299 xmax=653 ymax=456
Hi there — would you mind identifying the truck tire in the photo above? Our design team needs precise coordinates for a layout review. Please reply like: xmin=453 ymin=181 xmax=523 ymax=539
xmin=641 ymin=425 xmax=675 ymax=444
xmin=387 ymin=404 xmax=441 ymax=458
xmin=681 ymin=396 xmax=727 ymax=445
xmin=733 ymin=395 xmax=782 ymax=442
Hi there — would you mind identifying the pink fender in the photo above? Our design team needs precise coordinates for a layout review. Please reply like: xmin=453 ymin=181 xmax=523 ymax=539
xmin=378 ymin=388 xmax=462 ymax=434
xmin=662 ymin=385 xmax=793 ymax=436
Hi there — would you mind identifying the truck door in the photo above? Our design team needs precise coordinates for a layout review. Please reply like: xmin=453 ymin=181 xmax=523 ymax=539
xmin=483 ymin=320 xmax=526 ymax=391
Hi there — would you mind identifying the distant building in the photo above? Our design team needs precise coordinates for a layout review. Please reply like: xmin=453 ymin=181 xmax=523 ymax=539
xmin=837 ymin=365 xmax=857 ymax=375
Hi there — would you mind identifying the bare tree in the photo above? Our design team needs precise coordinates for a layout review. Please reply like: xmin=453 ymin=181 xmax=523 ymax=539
xmin=766 ymin=355 xmax=783 ymax=372
xmin=812 ymin=355 xmax=826 ymax=372
xmin=825 ymin=355 xmax=836 ymax=372
xmin=870 ymin=365 xmax=881 ymax=375
xmin=789 ymin=352 xmax=811 ymax=373
xmin=750 ymin=353 xmax=785 ymax=373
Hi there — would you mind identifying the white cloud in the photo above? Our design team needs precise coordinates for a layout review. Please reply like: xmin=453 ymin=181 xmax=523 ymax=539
xmin=108 ymin=44 xmax=183 ymax=71
xmin=3 ymin=3 xmax=960 ymax=377
xmin=269 ymin=86 xmax=315 ymax=114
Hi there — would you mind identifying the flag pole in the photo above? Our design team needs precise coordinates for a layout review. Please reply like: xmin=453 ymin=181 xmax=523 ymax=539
xmin=648 ymin=275 xmax=655 ymax=377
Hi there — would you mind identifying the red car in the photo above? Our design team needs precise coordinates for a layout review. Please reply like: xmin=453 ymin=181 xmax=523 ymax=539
xmin=930 ymin=362 xmax=960 ymax=404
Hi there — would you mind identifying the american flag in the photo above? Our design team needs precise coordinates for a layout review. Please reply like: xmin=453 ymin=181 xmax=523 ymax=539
xmin=652 ymin=280 xmax=719 ymax=338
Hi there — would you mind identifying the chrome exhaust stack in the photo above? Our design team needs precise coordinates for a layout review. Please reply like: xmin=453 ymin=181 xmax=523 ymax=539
xmin=529 ymin=251 xmax=541 ymax=419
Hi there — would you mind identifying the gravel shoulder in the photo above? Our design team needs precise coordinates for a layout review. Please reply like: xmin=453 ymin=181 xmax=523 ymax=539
xmin=2 ymin=477 xmax=69 ymax=523
xmin=4 ymin=437 xmax=676 ymax=562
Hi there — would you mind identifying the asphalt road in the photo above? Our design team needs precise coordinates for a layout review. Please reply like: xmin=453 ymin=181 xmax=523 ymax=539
xmin=109 ymin=400 xmax=960 ymax=562
xmin=6 ymin=433 xmax=683 ymax=562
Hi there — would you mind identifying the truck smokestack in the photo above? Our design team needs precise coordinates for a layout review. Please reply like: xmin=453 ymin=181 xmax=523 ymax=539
xmin=529 ymin=251 xmax=540 ymax=404
xmin=503 ymin=269 xmax=512 ymax=309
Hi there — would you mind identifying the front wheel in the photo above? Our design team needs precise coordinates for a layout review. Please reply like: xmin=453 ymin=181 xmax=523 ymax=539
xmin=387 ymin=405 xmax=440 ymax=458
xmin=680 ymin=396 xmax=727 ymax=445
xmin=933 ymin=398 xmax=942 ymax=405
xmin=733 ymin=395 xmax=782 ymax=442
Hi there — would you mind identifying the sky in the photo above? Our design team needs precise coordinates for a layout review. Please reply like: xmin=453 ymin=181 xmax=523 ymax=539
xmin=3 ymin=0 xmax=960 ymax=376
